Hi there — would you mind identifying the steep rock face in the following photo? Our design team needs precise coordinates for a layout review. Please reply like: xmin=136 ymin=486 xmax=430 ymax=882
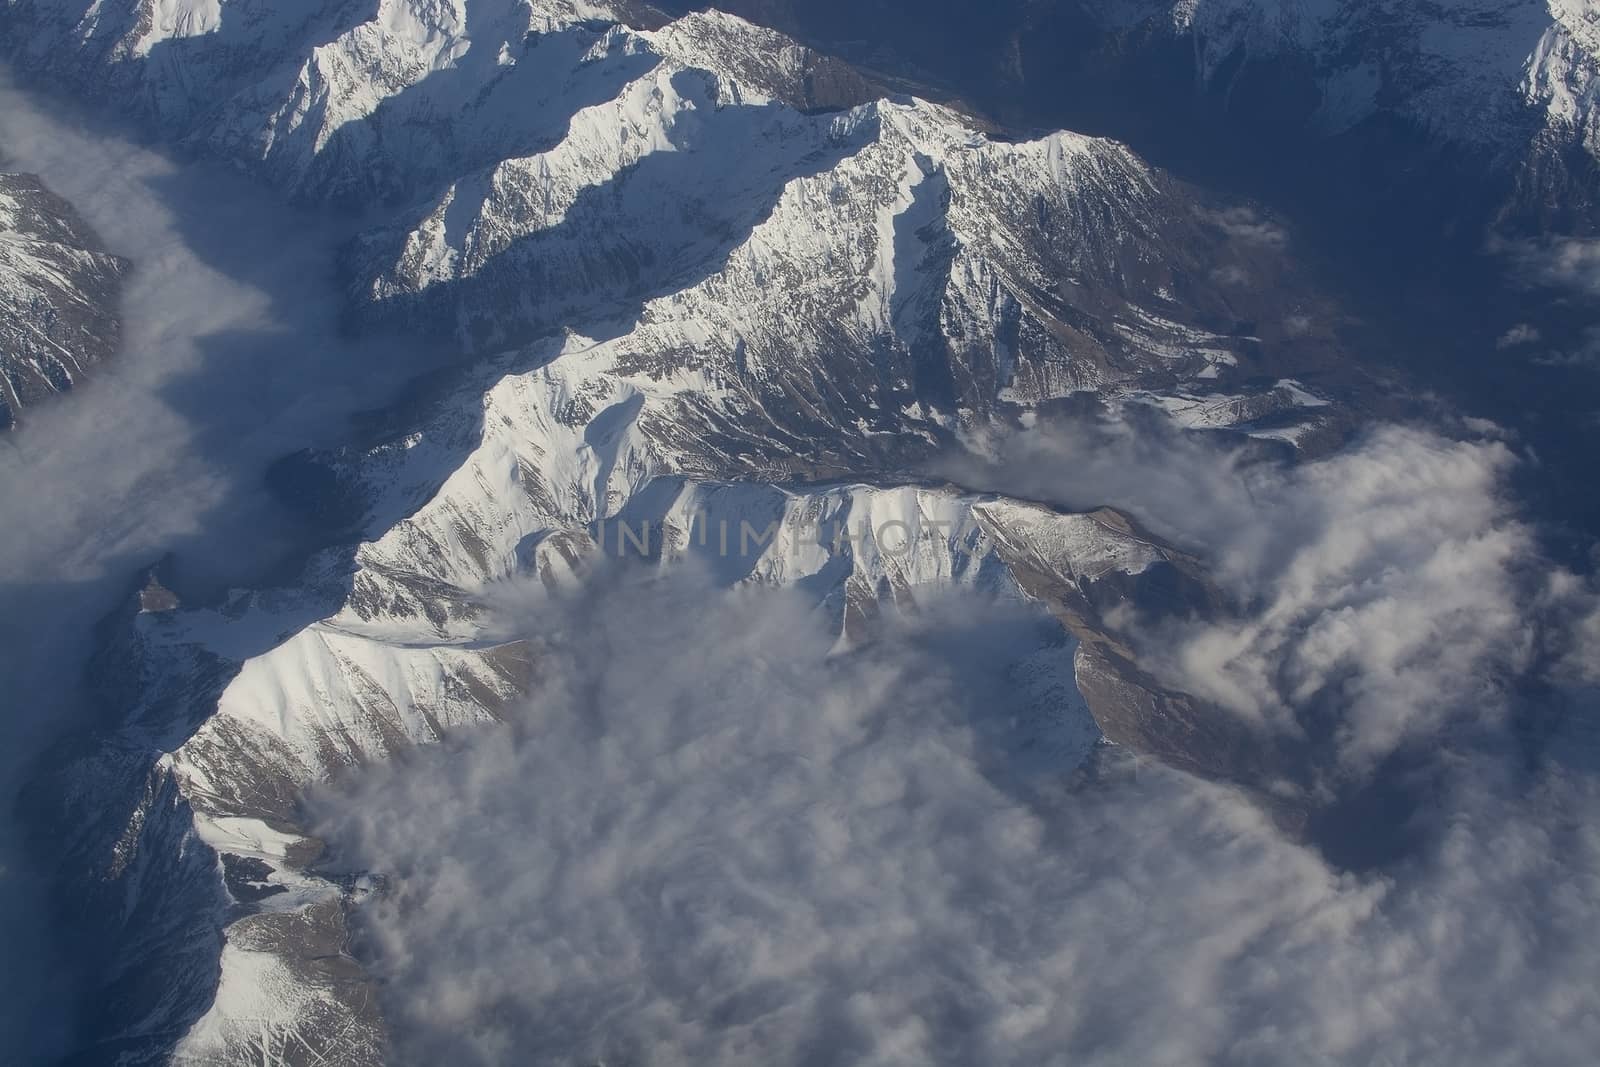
xmin=0 ymin=171 xmax=127 ymax=428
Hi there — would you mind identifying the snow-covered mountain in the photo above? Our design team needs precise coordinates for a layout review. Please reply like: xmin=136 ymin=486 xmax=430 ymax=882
xmin=1115 ymin=0 xmax=1600 ymax=229
xmin=1 ymin=1 xmax=870 ymax=204
xmin=1083 ymin=0 xmax=1574 ymax=136
xmin=1 ymin=1 xmax=1364 ymax=1062
xmin=80 ymin=431 xmax=1209 ymax=1063
xmin=0 ymin=169 xmax=126 ymax=427
xmin=659 ymin=0 xmax=1600 ymax=233
xmin=1 ymin=0 xmax=1347 ymax=369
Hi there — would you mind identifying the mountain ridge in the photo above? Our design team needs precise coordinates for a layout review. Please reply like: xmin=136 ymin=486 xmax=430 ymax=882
xmin=0 ymin=168 xmax=127 ymax=427
xmin=0 ymin=2 xmax=1380 ymax=1062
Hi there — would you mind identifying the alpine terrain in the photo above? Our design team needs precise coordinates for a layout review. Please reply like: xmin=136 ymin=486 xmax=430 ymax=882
xmin=0 ymin=1 xmax=1594 ymax=1065
xmin=0 ymin=166 xmax=126 ymax=427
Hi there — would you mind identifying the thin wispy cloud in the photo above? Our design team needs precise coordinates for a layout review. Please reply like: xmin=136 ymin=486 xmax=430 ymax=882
xmin=1197 ymin=205 xmax=1290 ymax=249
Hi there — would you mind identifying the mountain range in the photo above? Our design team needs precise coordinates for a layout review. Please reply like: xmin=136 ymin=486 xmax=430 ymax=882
xmin=1 ymin=1 xmax=1595 ymax=1063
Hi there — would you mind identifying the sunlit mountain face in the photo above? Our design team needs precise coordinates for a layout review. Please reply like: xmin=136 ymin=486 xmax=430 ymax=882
xmin=654 ymin=0 xmax=1600 ymax=547
xmin=0 ymin=3 xmax=1597 ymax=1065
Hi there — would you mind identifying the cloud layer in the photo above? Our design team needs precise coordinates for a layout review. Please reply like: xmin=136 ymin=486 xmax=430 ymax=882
xmin=5 ymin=67 xmax=1590 ymax=1067
xmin=941 ymin=409 xmax=1595 ymax=776
xmin=312 ymin=567 xmax=1600 ymax=1067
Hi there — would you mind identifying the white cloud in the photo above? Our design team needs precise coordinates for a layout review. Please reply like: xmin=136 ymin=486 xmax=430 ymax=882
xmin=1 ymin=64 xmax=1587 ymax=1067
xmin=939 ymin=409 xmax=1596 ymax=776
xmin=0 ymin=75 xmax=448 ymax=593
xmin=1198 ymin=206 xmax=1290 ymax=248
xmin=1497 ymin=323 xmax=1541 ymax=348
xmin=311 ymin=567 xmax=1600 ymax=1067
xmin=1156 ymin=426 xmax=1541 ymax=770
xmin=1494 ymin=233 xmax=1600 ymax=296
xmin=0 ymin=75 xmax=451 ymax=1056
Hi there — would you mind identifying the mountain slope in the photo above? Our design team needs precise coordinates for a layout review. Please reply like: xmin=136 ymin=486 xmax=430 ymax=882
xmin=2 ymin=2 xmax=1363 ymax=1063
xmin=0 ymin=170 xmax=126 ymax=428
xmin=653 ymin=0 xmax=1600 ymax=234
xmin=1120 ymin=0 xmax=1600 ymax=231
xmin=638 ymin=0 xmax=1600 ymax=550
